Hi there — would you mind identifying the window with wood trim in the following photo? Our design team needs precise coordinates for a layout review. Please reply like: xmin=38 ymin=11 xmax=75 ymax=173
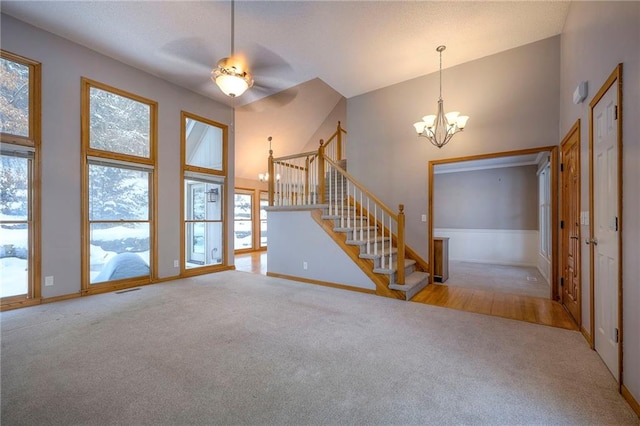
xmin=259 ymin=191 xmax=268 ymax=248
xmin=1 ymin=50 xmax=41 ymax=308
xmin=234 ymin=190 xmax=253 ymax=252
xmin=81 ymin=78 xmax=157 ymax=293
xmin=181 ymin=111 xmax=228 ymax=274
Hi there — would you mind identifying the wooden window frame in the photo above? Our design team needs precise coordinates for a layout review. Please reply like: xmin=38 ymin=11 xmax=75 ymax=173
xmin=234 ymin=188 xmax=255 ymax=253
xmin=180 ymin=111 xmax=231 ymax=277
xmin=259 ymin=190 xmax=268 ymax=250
xmin=80 ymin=78 xmax=158 ymax=295
xmin=0 ymin=50 xmax=41 ymax=310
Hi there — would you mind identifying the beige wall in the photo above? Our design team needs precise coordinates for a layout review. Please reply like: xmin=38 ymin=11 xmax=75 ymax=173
xmin=560 ymin=1 xmax=640 ymax=402
xmin=347 ymin=36 xmax=560 ymax=260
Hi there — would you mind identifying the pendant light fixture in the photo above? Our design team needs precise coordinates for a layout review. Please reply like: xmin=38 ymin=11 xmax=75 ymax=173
xmin=413 ymin=45 xmax=469 ymax=148
xmin=212 ymin=0 xmax=253 ymax=97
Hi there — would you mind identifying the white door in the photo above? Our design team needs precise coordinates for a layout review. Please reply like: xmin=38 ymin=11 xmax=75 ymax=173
xmin=593 ymin=83 xmax=619 ymax=380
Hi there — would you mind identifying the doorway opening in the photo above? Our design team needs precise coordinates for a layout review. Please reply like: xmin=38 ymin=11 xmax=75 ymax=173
xmin=429 ymin=146 xmax=558 ymax=300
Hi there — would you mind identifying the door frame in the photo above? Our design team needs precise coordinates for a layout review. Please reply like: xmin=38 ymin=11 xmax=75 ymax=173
xmin=559 ymin=119 xmax=581 ymax=326
xmin=588 ymin=64 xmax=623 ymax=387
xmin=428 ymin=146 xmax=559 ymax=298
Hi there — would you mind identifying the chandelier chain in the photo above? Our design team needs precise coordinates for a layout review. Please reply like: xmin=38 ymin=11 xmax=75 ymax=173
xmin=439 ymin=47 xmax=442 ymax=100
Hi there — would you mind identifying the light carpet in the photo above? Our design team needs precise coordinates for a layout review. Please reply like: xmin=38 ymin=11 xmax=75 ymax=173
xmin=1 ymin=271 xmax=637 ymax=425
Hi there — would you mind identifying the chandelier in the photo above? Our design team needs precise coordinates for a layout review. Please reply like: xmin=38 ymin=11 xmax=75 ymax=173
xmin=413 ymin=45 xmax=469 ymax=148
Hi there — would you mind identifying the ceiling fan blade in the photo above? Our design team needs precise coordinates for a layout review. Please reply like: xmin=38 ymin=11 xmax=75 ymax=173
xmin=239 ymin=85 xmax=299 ymax=112
xmin=245 ymin=43 xmax=294 ymax=75
xmin=157 ymin=37 xmax=217 ymax=73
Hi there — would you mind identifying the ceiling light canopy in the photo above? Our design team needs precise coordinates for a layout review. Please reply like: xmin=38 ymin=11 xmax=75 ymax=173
xmin=414 ymin=45 xmax=469 ymax=148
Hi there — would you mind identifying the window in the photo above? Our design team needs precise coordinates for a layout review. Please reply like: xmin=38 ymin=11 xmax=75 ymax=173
xmin=1 ymin=50 xmax=41 ymax=307
xmin=184 ymin=179 xmax=223 ymax=268
xmin=181 ymin=111 xmax=228 ymax=274
xmin=81 ymin=78 xmax=157 ymax=292
xmin=260 ymin=191 xmax=268 ymax=248
xmin=539 ymin=162 xmax=551 ymax=258
xmin=234 ymin=191 xmax=253 ymax=251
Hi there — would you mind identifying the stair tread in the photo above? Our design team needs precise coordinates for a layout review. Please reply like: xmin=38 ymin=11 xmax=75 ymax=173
xmin=372 ymin=258 xmax=416 ymax=274
xmin=334 ymin=226 xmax=377 ymax=232
xmin=389 ymin=271 xmax=429 ymax=294
xmin=345 ymin=236 xmax=390 ymax=246
xmin=359 ymin=247 xmax=398 ymax=259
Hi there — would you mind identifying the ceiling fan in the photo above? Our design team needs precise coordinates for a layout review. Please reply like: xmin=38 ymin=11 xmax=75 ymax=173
xmin=158 ymin=0 xmax=297 ymax=108
xmin=211 ymin=0 xmax=253 ymax=98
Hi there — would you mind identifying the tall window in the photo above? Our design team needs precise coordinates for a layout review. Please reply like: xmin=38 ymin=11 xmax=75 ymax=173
xmin=259 ymin=191 xmax=268 ymax=248
xmin=234 ymin=190 xmax=253 ymax=252
xmin=181 ymin=111 xmax=227 ymax=274
xmin=81 ymin=78 xmax=157 ymax=293
xmin=1 ymin=50 xmax=41 ymax=307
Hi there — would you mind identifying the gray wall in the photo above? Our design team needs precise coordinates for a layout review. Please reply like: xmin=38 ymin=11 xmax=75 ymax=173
xmin=267 ymin=209 xmax=376 ymax=290
xmin=347 ymin=36 xmax=560 ymax=260
xmin=1 ymin=14 xmax=234 ymax=298
xmin=559 ymin=1 xmax=640 ymax=404
xmin=434 ymin=165 xmax=538 ymax=230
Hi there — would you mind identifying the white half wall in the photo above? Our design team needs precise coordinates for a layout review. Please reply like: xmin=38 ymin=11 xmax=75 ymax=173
xmin=434 ymin=228 xmax=538 ymax=267
xmin=537 ymin=253 xmax=551 ymax=286
xmin=267 ymin=209 xmax=376 ymax=291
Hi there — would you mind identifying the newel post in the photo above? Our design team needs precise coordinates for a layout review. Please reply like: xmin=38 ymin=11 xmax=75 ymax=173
xmin=268 ymin=137 xmax=275 ymax=206
xmin=336 ymin=121 xmax=342 ymax=161
xmin=397 ymin=204 xmax=406 ymax=285
xmin=318 ymin=139 xmax=326 ymax=204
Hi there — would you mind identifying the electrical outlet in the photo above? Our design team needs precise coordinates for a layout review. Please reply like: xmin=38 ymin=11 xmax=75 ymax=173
xmin=173 ymin=260 xmax=179 ymax=268
xmin=303 ymin=261 xmax=308 ymax=270
xmin=421 ymin=214 xmax=427 ymax=222
xmin=45 ymin=276 xmax=54 ymax=287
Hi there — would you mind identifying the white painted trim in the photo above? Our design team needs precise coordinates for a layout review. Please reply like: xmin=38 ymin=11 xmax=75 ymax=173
xmin=434 ymin=228 xmax=538 ymax=267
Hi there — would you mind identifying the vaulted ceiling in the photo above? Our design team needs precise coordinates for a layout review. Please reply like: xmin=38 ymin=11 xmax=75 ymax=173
xmin=2 ymin=1 xmax=570 ymax=106
xmin=1 ymin=1 xmax=571 ymax=179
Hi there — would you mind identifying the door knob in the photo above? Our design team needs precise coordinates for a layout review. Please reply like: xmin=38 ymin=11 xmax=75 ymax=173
xmin=586 ymin=238 xmax=598 ymax=245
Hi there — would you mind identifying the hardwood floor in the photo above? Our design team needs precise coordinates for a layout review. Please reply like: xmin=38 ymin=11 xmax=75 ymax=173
xmin=234 ymin=251 xmax=267 ymax=275
xmin=412 ymin=284 xmax=578 ymax=330
xmin=234 ymin=251 xmax=577 ymax=331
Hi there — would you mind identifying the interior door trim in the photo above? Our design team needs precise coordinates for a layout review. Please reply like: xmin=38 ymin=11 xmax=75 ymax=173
xmin=588 ymin=63 xmax=623 ymax=388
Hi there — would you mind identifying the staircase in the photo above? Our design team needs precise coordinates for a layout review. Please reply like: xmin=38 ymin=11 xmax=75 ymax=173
xmin=269 ymin=122 xmax=431 ymax=301
xmin=313 ymin=160 xmax=430 ymax=301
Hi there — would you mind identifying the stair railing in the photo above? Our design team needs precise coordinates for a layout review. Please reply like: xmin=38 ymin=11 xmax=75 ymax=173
xmin=321 ymin=121 xmax=347 ymax=162
xmin=268 ymin=121 xmax=346 ymax=206
xmin=266 ymin=121 xmax=404 ymax=284
xmin=268 ymin=150 xmax=319 ymax=206
xmin=321 ymin=154 xmax=406 ymax=285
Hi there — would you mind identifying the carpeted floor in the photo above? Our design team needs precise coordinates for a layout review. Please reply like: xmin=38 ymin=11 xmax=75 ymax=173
xmin=1 ymin=271 xmax=637 ymax=425
xmin=444 ymin=261 xmax=551 ymax=299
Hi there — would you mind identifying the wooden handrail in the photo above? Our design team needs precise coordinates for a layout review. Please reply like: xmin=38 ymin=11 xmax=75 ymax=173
xmin=321 ymin=121 xmax=347 ymax=161
xmin=324 ymin=156 xmax=397 ymax=220
xmin=397 ymin=204 xmax=405 ymax=285
xmin=272 ymin=150 xmax=317 ymax=162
